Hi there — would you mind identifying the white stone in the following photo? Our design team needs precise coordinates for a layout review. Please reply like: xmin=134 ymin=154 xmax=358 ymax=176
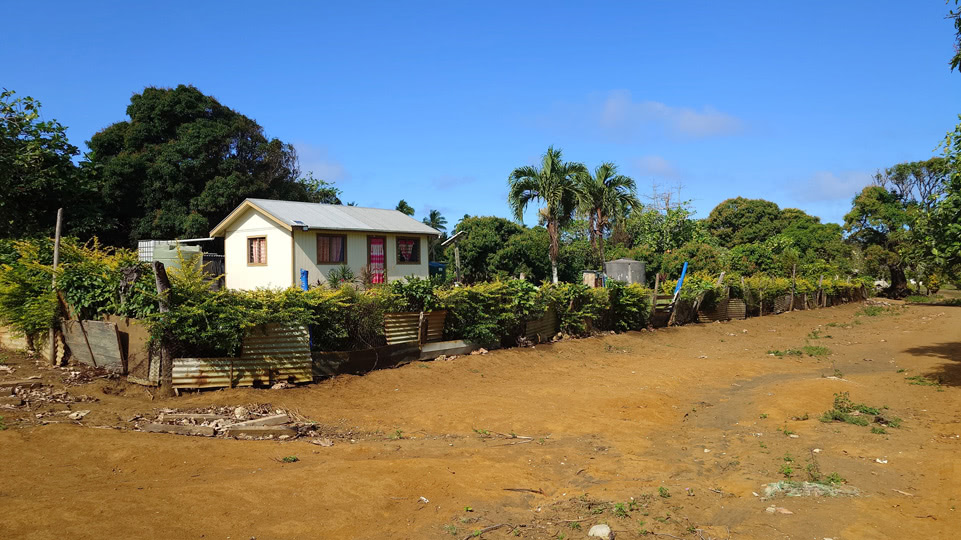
xmin=233 ymin=406 xmax=248 ymax=420
xmin=588 ymin=524 xmax=612 ymax=538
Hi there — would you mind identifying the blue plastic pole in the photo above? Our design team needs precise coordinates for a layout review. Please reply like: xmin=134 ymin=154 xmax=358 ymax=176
xmin=674 ymin=262 xmax=688 ymax=295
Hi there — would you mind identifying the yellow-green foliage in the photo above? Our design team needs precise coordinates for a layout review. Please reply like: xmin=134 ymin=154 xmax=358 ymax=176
xmin=0 ymin=240 xmax=57 ymax=340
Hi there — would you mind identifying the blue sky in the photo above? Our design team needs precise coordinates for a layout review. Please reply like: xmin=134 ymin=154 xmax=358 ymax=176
xmin=4 ymin=1 xmax=959 ymax=226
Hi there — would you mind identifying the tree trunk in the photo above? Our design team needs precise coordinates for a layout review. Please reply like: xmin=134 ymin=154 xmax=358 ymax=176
xmin=886 ymin=264 xmax=909 ymax=298
xmin=596 ymin=209 xmax=606 ymax=272
xmin=547 ymin=220 xmax=560 ymax=284
xmin=152 ymin=261 xmax=175 ymax=397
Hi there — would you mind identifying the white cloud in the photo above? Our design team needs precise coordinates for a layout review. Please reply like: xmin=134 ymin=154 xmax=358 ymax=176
xmin=635 ymin=155 xmax=680 ymax=179
xmin=595 ymin=90 xmax=743 ymax=141
xmin=793 ymin=171 xmax=874 ymax=203
xmin=293 ymin=142 xmax=349 ymax=182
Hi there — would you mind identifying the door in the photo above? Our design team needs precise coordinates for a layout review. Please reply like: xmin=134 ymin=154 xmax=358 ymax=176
xmin=368 ymin=236 xmax=386 ymax=284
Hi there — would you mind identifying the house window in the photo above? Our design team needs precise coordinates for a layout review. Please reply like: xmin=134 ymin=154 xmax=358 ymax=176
xmin=247 ymin=236 xmax=267 ymax=265
xmin=396 ymin=237 xmax=420 ymax=264
xmin=316 ymin=234 xmax=347 ymax=264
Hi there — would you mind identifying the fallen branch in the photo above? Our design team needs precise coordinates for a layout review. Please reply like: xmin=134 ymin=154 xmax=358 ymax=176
xmin=503 ymin=488 xmax=545 ymax=495
xmin=461 ymin=523 xmax=507 ymax=540
xmin=493 ymin=431 xmax=533 ymax=440
xmin=492 ymin=439 xmax=533 ymax=447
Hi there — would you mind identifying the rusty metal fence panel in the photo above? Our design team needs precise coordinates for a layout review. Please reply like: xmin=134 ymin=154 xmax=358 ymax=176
xmin=384 ymin=311 xmax=447 ymax=345
xmin=525 ymin=310 xmax=558 ymax=342
xmin=726 ymin=299 xmax=747 ymax=320
xmin=241 ymin=323 xmax=312 ymax=383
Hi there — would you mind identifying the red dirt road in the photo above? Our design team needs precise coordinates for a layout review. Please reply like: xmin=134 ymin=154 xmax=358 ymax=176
xmin=1 ymin=300 xmax=959 ymax=539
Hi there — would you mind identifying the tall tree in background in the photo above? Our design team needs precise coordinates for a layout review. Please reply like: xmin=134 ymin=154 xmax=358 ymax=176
xmin=575 ymin=162 xmax=639 ymax=270
xmin=844 ymin=186 xmax=912 ymax=296
xmin=82 ymin=85 xmax=328 ymax=246
xmin=705 ymin=197 xmax=783 ymax=248
xmin=507 ymin=146 xmax=586 ymax=283
xmin=0 ymin=90 xmax=97 ymax=238
xmin=422 ymin=209 xmax=448 ymax=261
xmin=396 ymin=199 xmax=415 ymax=216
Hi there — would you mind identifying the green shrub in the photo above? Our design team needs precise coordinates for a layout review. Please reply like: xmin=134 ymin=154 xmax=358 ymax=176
xmin=545 ymin=282 xmax=609 ymax=336
xmin=607 ymin=281 xmax=651 ymax=331
xmin=439 ymin=279 xmax=546 ymax=346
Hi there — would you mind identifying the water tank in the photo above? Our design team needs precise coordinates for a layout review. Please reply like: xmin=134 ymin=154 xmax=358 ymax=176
xmin=604 ymin=258 xmax=646 ymax=285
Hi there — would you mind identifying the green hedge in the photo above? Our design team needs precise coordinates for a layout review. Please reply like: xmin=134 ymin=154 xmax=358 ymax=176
xmin=0 ymin=237 xmax=865 ymax=358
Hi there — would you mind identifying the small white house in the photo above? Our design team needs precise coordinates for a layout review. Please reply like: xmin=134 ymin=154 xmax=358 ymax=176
xmin=210 ymin=199 xmax=441 ymax=290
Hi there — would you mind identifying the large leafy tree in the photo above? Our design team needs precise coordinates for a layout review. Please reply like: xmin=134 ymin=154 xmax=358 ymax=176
xmin=0 ymin=90 xmax=98 ymax=238
xmin=83 ymin=85 xmax=327 ymax=246
xmin=446 ymin=216 xmax=523 ymax=283
xmin=507 ymin=146 xmax=586 ymax=283
xmin=706 ymin=197 xmax=783 ymax=248
xmin=575 ymin=162 xmax=639 ymax=270
xmin=421 ymin=209 xmax=448 ymax=261
xmin=844 ymin=186 xmax=913 ymax=296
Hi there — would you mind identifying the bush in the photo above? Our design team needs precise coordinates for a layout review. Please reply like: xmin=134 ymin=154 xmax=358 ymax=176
xmin=607 ymin=281 xmax=651 ymax=331
xmin=439 ymin=279 xmax=546 ymax=346
xmin=545 ymin=282 xmax=609 ymax=336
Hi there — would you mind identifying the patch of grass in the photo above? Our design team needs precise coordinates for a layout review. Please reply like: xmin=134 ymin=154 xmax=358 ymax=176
xmin=759 ymin=413 xmax=768 ymax=419
xmin=612 ymin=502 xmax=629 ymax=518
xmin=767 ymin=348 xmax=803 ymax=357
xmin=0 ymin=416 xmax=6 ymax=430
xmin=871 ymin=426 xmax=887 ymax=435
xmin=758 ymin=441 xmax=767 ymax=449
xmin=473 ymin=428 xmax=491 ymax=437
xmin=658 ymin=487 xmax=670 ymax=498
xmin=783 ymin=453 xmax=795 ymax=462
xmin=791 ymin=413 xmax=810 ymax=421
xmin=802 ymin=345 xmax=831 ymax=357
xmin=826 ymin=322 xmax=841 ymax=328
xmin=777 ymin=425 xmax=796 ymax=436
xmin=389 ymin=429 xmax=404 ymax=440
xmin=857 ymin=305 xmax=886 ymax=317
xmin=896 ymin=368 xmax=906 ymax=373
xmin=905 ymin=375 xmax=943 ymax=388
xmin=820 ymin=392 xmax=893 ymax=429
xmin=281 ymin=455 xmax=299 ymax=463
xmin=443 ymin=524 xmax=458 ymax=536
xmin=905 ymin=295 xmax=933 ymax=303
xmin=567 ymin=522 xmax=581 ymax=530
xmin=779 ymin=463 xmax=794 ymax=478
xmin=823 ymin=472 xmax=845 ymax=485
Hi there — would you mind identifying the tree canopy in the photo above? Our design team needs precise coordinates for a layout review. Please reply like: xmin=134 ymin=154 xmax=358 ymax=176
xmin=83 ymin=85 xmax=327 ymax=246
xmin=0 ymin=90 xmax=98 ymax=238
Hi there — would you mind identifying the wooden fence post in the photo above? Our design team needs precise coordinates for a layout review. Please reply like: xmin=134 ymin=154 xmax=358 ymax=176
xmin=49 ymin=208 xmax=63 ymax=365
xmin=152 ymin=261 xmax=174 ymax=395
xmin=789 ymin=264 xmax=796 ymax=312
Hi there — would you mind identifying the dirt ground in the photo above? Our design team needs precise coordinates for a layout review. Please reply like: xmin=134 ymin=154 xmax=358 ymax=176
xmin=1 ymin=299 xmax=960 ymax=540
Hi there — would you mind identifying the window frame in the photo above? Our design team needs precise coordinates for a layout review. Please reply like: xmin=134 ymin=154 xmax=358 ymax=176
xmin=395 ymin=236 xmax=421 ymax=265
xmin=315 ymin=233 xmax=348 ymax=265
xmin=247 ymin=236 xmax=267 ymax=266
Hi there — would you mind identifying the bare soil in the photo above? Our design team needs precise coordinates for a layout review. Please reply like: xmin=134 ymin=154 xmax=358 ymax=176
xmin=1 ymin=300 xmax=959 ymax=539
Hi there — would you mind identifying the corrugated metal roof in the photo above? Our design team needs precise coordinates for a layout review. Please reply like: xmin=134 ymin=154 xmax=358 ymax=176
xmin=247 ymin=198 xmax=441 ymax=236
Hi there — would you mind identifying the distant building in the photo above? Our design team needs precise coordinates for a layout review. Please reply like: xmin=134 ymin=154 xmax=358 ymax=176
xmin=210 ymin=199 xmax=440 ymax=290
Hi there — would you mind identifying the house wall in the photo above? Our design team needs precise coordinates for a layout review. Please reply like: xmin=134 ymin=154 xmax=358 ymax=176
xmin=224 ymin=208 xmax=294 ymax=290
xmin=292 ymin=230 xmax=430 ymax=286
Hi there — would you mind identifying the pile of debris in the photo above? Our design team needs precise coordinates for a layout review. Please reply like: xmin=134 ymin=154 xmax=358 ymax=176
xmin=0 ymin=378 xmax=98 ymax=410
xmin=136 ymin=404 xmax=318 ymax=441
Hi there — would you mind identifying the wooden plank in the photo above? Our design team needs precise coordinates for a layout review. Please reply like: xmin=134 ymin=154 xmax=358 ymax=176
xmin=142 ymin=423 xmax=215 ymax=437
xmin=80 ymin=321 xmax=126 ymax=373
xmin=230 ymin=414 xmax=290 ymax=427
xmin=225 ymin=425 xmax=297 ymax=438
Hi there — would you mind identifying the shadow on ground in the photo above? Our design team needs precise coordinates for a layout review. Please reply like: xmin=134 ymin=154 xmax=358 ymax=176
xmin=903 ymin=342 xmax=961 ymax=386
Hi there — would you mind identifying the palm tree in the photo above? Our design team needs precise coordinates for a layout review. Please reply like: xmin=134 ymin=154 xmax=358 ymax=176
xmin=422 ymin=209 xmax=448 ymax=261
xmin=508 ymin=146 xmax=587 ymax=283
xmin=396 ymin=199 xmax=415 ymax=216
xmin=576 ymin=163 xmax=639 ymax=270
